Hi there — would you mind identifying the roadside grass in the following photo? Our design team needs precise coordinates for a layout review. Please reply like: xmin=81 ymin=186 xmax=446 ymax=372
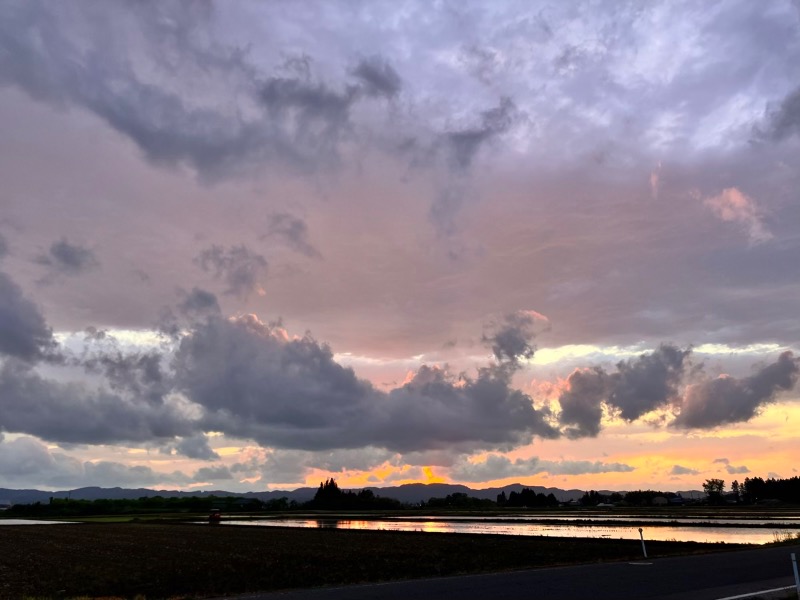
xmin=0 ymin=522 xmax=748 ymax=599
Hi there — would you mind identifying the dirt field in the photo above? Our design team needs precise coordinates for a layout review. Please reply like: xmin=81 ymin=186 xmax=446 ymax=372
xmin=0 ymin=522 xmax=743 ymax=599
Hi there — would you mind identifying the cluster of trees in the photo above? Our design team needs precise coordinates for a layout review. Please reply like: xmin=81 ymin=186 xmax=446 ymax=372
xmin=306 ymin=478 xmax=404 ymax=510
xmin=498 ymin=489 xmax=559 ymax=507
xmin=732 ymin=477 xmax=800 ymax=504
xmin=5 ymin=494 xmax=262 ymax=517
xmin=422 ymin=492 xmax=495 ymax=509
xmin=577 ymin=490 xmax=684 ymax=506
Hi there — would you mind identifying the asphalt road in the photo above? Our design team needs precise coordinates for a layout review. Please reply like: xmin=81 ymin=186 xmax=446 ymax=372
xmin=223 ymin=544 xmax=800 ymax=600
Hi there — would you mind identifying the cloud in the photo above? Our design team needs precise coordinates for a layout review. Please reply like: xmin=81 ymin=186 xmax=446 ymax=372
xmin=192 ymin=465 xmax=233 ymax=482
xmin=450 ymin=453 xmax=634 ymax=482
xmin=0 ymin=358 xmax=195 ymax=445
xmin=444 ymin=97 xmax=519 ymax=171
xmin=726 ymin=464 xmax=750 ymax=475
xmin=558 ymin=368 xmax=608 ymax=439
xmin=673 ymin=351 xmax=799 ymax=429
xmin=713 ymin=457 xmax=730 ymax=464
xmin=177 ymin=288 xmax=221 ymax=318
xmin=173 ymin=434 xmax=219 ymax=461
xmin=173 ymin=314 xmax=559 ymax=454
xmin=0 ymin=436 xmax=189 ymax=489
xmin=556 ymin=344 xmax=691 ymax=437
xmin=704 ymin=188 xmax=772 ymax=243
xmin=81 ymin=349 xmax=169 ymax=406
xmin=0 ymin=271 xmax=56 ymax=362
xmin=483 ymin=310 xmax=548 ymax=365
xmin=264 ymin=213 xmax=321 ymax=258
xmin=194 ymin=244 xmax=267 ymax=298
xmin=35 ymin=238 xmax=99 ymax=279
xmin=607 ymin=344 xmax=691 ymax=421
xmin=0 ymin=233 xmax=8 ymax=259
xmin=670 ymin=464 xmax=699 ymax=475
xmin=351 ymin=56 xmax=402 ymax=99
xmin=760 ymin=84 xmax=800 ymax=141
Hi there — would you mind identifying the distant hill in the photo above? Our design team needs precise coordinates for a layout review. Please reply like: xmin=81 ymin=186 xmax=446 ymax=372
xmin=0 ymin=483 xmax=702 ymax=506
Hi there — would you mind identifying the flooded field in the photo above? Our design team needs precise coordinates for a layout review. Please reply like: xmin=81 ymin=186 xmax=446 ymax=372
xmin=220 ymin=514 xmax=800 ymax=545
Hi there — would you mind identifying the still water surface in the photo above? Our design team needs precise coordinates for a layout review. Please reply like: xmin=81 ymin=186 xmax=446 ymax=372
xmin=221 ymin=517 xmax=798 ymax=545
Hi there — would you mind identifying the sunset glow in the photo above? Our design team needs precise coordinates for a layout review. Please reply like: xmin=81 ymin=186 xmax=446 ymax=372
xmin=0 ymin=1 xmax=798 ymax=496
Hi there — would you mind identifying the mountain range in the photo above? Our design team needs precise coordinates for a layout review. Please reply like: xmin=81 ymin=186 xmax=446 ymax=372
xmin=0 ymin=483 xmax=703 ymax=506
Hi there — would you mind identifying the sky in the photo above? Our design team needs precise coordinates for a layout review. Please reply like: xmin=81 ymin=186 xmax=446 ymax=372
xmin=0 ymin=0 xmax=799 ymax=494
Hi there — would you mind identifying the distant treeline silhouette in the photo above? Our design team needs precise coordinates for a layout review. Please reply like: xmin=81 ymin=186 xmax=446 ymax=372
xmin=4 ymin=476 xmax=799 ymax=517
xmin=736 ymin=476 xmax=800 ymax=504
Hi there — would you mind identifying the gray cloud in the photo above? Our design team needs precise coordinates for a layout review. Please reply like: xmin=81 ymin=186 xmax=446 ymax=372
xmin=450 ymin=453 xmax=634 ymax=483
xmin=713 ymin=457 xmax=730 ymax=464
xmin=670 ymin=465 xmax=700 ymax=475
xmin=35 ymin=238 xmax=98 ymax=279
xmin=608 ymin=344 xmax=691 ymax=421
xmin=174 ymin=433 xmax=219 ymax=461
xmin=726 ymin=464 xmax=750 ymax=474
xmin=351 ymin=56 xmax=402 ymax=98
xmin=0 ymin=233 xmax=8 ymax=259
xmin=194 ymin=244 xmax=267 ymax=298
xmin=0 ymin=358 xmax=194 ymax=445
xmin=0 ymin=271 xmax=55 ymax=362
xmin=81 ymin=350 xmax=168 ymax=406
xmin=0 ymin=436 xmax=189 ymax=489
xmin=177 ymin=287 xmax=221 ymax=318
xmin=556 ymin=345 xmax=691 ymax=437
xmin=483 ymin=310 xmax=546 ymax=365
xmin=257 ymin=74 xmax=357 ymax=168
xmin=761 ymin=84 xmax=800 ymax=141
xmin=674 ymin=351 xmax=799 ymax=429
xmin=193 ymin=465 xmax=233 ymax=482
xmin=264 ymin=213 xmax=321 ymax=258
xmin=173 ymin=314 xmax=558 ymax=454
xmin=558 ymin=368 xmax=608 ymax=439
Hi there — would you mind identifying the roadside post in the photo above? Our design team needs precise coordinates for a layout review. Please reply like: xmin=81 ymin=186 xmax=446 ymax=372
xmin=791 ymin=553 xmax=799 ymax=600
xmin=638 ymin=527 xmax=648 ymax=559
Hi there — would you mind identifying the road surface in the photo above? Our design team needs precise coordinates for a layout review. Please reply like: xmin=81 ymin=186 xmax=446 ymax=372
xmin=220 ymin=543 xmax=800 ymax=600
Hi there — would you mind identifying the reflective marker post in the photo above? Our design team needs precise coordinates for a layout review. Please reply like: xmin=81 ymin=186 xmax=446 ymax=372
xmin=639 ymin=527 xmax=648 ymax=559
xmin=791 ymin=553 xmax=799 ymax=600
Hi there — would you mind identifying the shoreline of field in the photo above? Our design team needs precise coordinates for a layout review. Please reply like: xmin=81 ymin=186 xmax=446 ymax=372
xmin=0 ymin=521 xmax=754 ymax=599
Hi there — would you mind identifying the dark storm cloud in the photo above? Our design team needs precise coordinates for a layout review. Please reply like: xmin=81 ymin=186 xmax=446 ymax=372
xmin=263 ymin=213 xmax=321 ymax=258
xmin=0 ymin=359 xmax=194 ymax=445
xmin=174 ymin=434 xmax=219 ymax=461
xmin=556 ymin=345 xmax=691 ymax=437
xmin=35 ymin=238 xmax=98 ymax=277
xmin=0 ymin=271 xmax=55 ymax=362
xmin=673 ymin=351 xmax=799 ymax=429
xmin=194 ymin=244 xmax=267 ymax=298
xmin=257 ymin=75 xmax=358 ymax=168
xmin=0 ymin=2 xmax=367 ymax=179
xmin=82 ymin=350 xmax=169 ymax=406
xmin=760 ymin=84 xmax=800 ymax=141
xmin=351 ymin=57 xmax=402 ymax=98
xmin=173 ymin=314 xmax=558 ymax=453
xmin=482 ymin=310 xmax=546 ymax=365
xmin=608 ymin=344 xmax=691 ymax=421
xmin=0 ymin=233 xmax=8 ymax=259
xmin=558 ymin=368 xmax=608 ymax=439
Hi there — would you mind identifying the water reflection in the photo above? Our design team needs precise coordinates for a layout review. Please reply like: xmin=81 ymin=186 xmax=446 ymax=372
xmin=220 ymin=517 xmax=797 ymax=545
